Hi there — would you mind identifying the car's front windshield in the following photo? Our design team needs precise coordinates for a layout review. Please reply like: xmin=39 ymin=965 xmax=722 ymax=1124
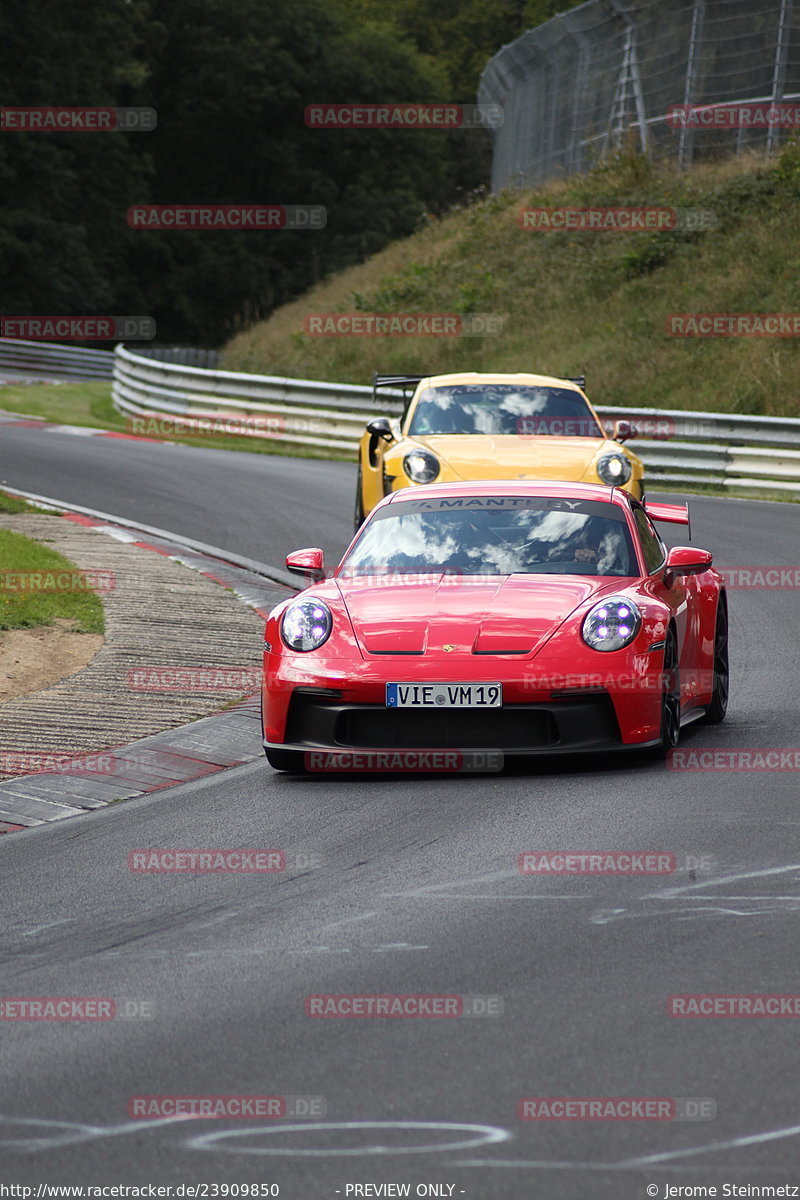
xmin=407 ymin=384 xmax=603 ymax=438
xmin=340 ymin=497 xmax=637 ymax=578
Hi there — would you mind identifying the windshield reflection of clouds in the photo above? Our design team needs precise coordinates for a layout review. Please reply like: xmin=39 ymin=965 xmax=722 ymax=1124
xmin=497 ymin=391 xmax=548 ymax=416
xmin=342 ymin=510 xmax=634 ymax=577
xmin=409 ymin=386 xmax=600 ymax=437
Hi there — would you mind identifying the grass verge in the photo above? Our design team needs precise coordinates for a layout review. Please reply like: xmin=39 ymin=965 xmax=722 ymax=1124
xmin=0 ymin=528 xmax=105 ymax=632
xmin=0 ymin=490 xmax=52 ymax=515
xmin=0 ymin=383 xmax=352 ymax=461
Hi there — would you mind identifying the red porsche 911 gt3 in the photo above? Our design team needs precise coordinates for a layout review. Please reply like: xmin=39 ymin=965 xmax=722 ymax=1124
xmin=261 ymin=481 xmax=728 ymax=772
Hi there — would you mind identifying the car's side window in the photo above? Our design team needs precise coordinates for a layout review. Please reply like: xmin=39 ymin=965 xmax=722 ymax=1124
xmin=632 ymin=504 xmax=666 ymax=574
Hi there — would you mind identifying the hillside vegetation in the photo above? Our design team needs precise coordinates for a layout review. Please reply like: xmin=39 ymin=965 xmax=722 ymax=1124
xmin=1 ymin=0 xmax=561 ymax=345
xmin=223 ymin=146 xmax=800 ymax=417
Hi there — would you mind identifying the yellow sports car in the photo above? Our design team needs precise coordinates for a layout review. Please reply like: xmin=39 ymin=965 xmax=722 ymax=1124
xmin=355 ymin=372 xmax=645 ymax=528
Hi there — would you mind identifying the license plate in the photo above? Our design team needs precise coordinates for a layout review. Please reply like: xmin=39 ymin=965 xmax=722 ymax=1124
xmin=386 ymin=683 xmax=502 ymax=708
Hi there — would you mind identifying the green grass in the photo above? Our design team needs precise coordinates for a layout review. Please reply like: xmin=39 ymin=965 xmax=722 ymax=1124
xmin=0 ymin=529 xmax=105 ymax=632
xmin=0 ymin=490 xmax=50 ymax=515
xmin=0 ymin=381 xmax=118 ymax=428
xmin=223 ymin=143 xmax=800 ymax=420
xmin=0 ymin=383 xmax=352 ymax=461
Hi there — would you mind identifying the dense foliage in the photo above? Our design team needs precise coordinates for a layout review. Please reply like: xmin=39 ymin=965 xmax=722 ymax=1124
xmin=0 ymin=0 xmax=561 ymax=345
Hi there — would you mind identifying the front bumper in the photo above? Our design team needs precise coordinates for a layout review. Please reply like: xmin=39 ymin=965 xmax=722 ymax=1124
xmin=263 ymin=622 xmax=670 ymax=756
xmin=263 ymin=685 xmax=661 ymax=758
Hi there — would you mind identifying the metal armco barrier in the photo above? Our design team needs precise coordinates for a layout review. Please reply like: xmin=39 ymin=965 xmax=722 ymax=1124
xmin=2 ymin=338 xmax=796 ymax=493
xmin=112 ymin=344 xmax=381 ymax=452
xmin=0 ymin=337 xmax=114 ymax=379
xmin=110 ymin=345 xmax=800 ymax=493
xmin=133 ymin=346 xmax=220 ymax=369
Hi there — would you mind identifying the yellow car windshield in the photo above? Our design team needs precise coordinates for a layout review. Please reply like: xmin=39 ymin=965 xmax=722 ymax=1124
xmin=408 ymin=384 xmax=603 ymax=438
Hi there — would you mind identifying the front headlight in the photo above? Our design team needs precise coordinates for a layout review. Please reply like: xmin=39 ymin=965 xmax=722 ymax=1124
xmin=281 ymin=600 xmax=332 ymax=651
xmin=582 ymin=597 xmax=642 ymax=652
xmin=403 ymin=450 xmax=440 ymax=484
xmin=596 ymin=452 xmax=632 ymax=485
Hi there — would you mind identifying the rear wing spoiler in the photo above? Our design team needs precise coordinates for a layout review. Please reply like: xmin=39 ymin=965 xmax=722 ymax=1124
xmin=373 ymin=374 xmax=426 ymax=420
xmin=645 ymin=501 xmax=691 ymax=539
xmin=373 ymin=372 xmax=587 ymax=404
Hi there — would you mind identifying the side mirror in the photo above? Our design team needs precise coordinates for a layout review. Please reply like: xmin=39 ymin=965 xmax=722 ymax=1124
xmin=367 ymin=417 xmax=394 ymax=442
xmin=663 ymin=545 xmax=712 ymax=588
xmin=285 ymin=547 xmax=325 ymax=583
xmin=613 ymin=419 xmax=637 ymax=443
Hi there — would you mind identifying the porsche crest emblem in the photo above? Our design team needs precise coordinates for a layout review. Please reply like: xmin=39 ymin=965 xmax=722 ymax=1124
xmin=443 ymin=644 xmax=456 ymax=652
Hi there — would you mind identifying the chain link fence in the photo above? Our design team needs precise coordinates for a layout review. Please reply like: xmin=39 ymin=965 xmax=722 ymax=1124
xmin=478 ymin=0 xmax=799 ymax=190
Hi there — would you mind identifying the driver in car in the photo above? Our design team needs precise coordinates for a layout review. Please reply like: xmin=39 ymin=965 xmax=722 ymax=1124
xmin=558 ymin=519 xmax=627 ymax=573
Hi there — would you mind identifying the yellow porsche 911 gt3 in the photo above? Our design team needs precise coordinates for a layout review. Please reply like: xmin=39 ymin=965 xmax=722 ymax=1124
xmin=355 ymin=372 xmax=645 ymax=529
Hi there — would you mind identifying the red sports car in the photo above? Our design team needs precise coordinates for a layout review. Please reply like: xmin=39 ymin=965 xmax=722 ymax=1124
xmin=261 ymin=481 xmax=728 ymax=772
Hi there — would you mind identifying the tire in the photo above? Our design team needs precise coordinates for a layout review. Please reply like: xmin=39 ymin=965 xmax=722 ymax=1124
xmin=264 ymin=748 xmax=306 ymax=773
xmin=354 ymin=464 xmax=365 ymax=532
xmin=652 ymin=627 xmax=681 ymax=757
xmin=699 ymin=598 xmax=729 ymax=724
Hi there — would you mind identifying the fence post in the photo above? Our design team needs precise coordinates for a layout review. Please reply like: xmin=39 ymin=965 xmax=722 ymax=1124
xmin=629 ymin=18 xmax=649 ymax=155
xmin=678 ymin=0 xmax=706 ymax=168
xmin=607 ymin=3 xmax=649 ymax=155
xmin=545 ymin=59 xmax=561 ymax=179
xmin=566 ymin=31 xmax=592 ymax=175
xmin=767 ymin=0 xmax=793 ymax=153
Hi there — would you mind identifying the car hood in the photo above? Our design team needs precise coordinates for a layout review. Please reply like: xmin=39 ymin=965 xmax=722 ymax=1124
xmin=412 ymin=434 xmax=607 ymax=480
xmin=334 ymin=573 xmax=620 ymax=657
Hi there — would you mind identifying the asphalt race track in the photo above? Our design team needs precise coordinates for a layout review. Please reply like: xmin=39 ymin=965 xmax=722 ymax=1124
xmin=2 ymin=424 xmax=800 ymax=1198
xmin=0 ymin=425 xmax=353 ymax=566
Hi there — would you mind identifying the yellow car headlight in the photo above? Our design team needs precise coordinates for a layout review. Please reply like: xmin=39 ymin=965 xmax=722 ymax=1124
xmin=596 ymin=452 xmax=632 ymax=485
xmin=403 ymin=450 xmax=440 ymax=483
